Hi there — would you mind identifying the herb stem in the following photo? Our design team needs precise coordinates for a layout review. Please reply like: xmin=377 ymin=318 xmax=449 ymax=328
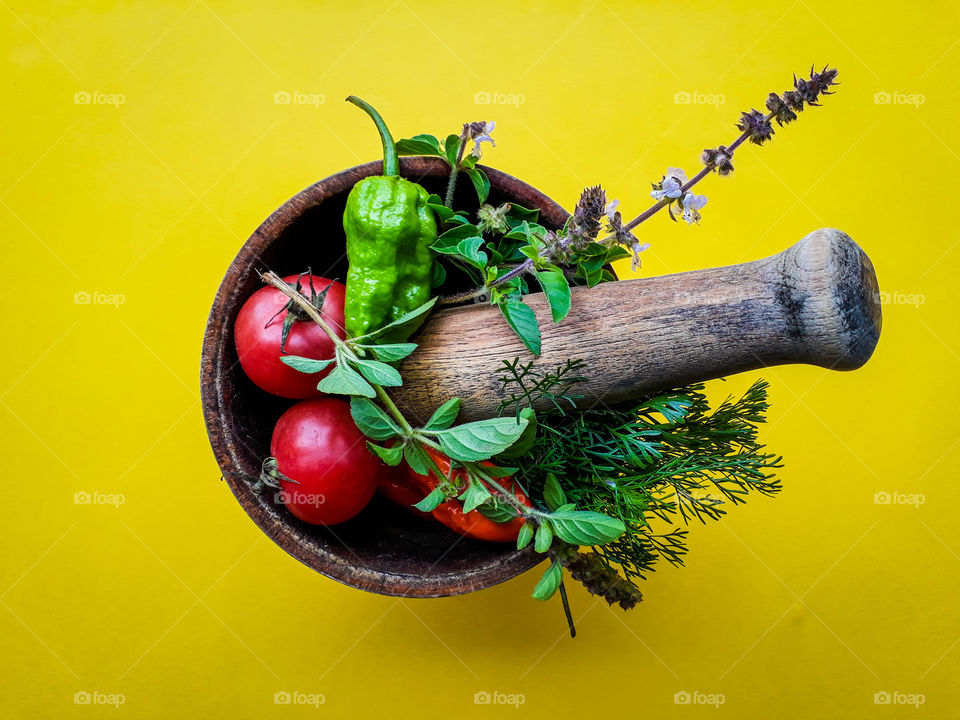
xmin=444 ymin=136 xmax=468 ymax=209
xmin=439 ymin=112 xmax=774 ymax=307
xmin=376 ymin=385 xmax=415 ymax=434
xmin=467 ymin=464 xmax=540 ymax=517
xmin=558 ymin=581 xmax=576 ymax=638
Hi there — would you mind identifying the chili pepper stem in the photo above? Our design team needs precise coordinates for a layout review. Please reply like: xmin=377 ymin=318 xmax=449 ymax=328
xmin=346 ymin=96 xmax=399 ymax=177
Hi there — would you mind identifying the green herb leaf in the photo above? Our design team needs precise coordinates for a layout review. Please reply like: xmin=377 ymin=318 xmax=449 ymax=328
xmin=516 ymin=521 xmax=534 ymax=550
xmin=427 ymin=201 xmax=456 ymax=224
xmin=505 ymin=203 xmax=540 ymax=229
xmin=436 ymin=223 xmax=483 ymax=243
xmin=396 ymin=134 xmax=443 ymax=156
xmin=403 ymin=441 xmax=431 ymax=475
xmin=431 ymin=262 xmax=446 ymax=289
xmin=477 ymin=499 xmax=518 ymax=523
xmin=499 ymin=296 xmax=541 ymax=355
xmin=350 ymin=398 xmax=401 ymax=440
xmin=444 ymin=134 xmax=461 ymax=166
xmin=459 ymin=478 xmax=492 ymax=513
xmin=605 ymin=245 xmax=632 ymax=263
xmin=430 ymin=416 xmax=529 ymax=462
xmin=549 ymin=510 xmax=626 ymax=546
xmin=536 ymin=267 xmax=572 ymax=323
xmin=414 ymin=486 xmax=447 ymax=512
xmin=534 ymin=520 xmax=554 ymax=553
xmin=359 ymin=297 xmax=437 ymax=343
xmin=543 ymin=473 xmax=566 ymax=511
xmin=476 ymin=464 xmax=518 ymax=478
xmin=279 ymin=356 xmax=334 ymax=374
xmin=642 ymin=393 xmax=694 ymax=423
xmin=464 ymin=167 xmax=490 ymax=204
xmin=316 ymin=363 xmax=376 ymax=398
xmin=363 ymin=343 xmax=418 ymax=363
xmin=456 ymin=236 xmax=487 ymax=268
xmin=424 ymin=398 xmax=461 ymax=431
xmin=351 ymin=357 xmax=403 ymax=387
xmin=531 ymin=560 xmax=563 ymax=601
xmin=367 ymin=441 xmax=403 ymax=466
xmin=496 ymin=408 xmax=537 ymax=459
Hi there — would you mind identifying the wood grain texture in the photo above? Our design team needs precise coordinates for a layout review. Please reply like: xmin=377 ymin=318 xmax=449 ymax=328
xmin=393 ymin=228 xmax=882 ymax=423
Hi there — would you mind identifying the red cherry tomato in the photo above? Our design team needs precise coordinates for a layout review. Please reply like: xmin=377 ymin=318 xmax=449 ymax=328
xmin=270 ymin=398 xmax=379 ymax=525
xmin=234 ymin=274 xmax=346 ymax=399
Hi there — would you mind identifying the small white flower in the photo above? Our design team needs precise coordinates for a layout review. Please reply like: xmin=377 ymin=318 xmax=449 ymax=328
xmin=604 ymin=198 xmax=620 ymax=220
xmin=650 ymin=167 xmax=688 ymax=201
xmin=470 ymin=121 xmax=496 ymax=159
xmin=631 ymin=241 xmax=650 ymax=272
xmin=680 ymin=193 xmax=708 ymax=224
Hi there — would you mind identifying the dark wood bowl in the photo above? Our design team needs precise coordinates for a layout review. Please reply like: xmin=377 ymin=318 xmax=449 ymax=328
xmin=201 ymin=156 xmax=568 ymax=597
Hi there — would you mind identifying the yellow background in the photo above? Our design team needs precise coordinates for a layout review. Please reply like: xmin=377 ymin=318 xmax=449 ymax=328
xmin=2 ymin=0 xmax=958 ymax=717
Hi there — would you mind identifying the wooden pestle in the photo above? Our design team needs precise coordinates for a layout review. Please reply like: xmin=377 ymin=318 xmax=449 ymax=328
xmin=391 ymin=228 xmax=882 ymax=423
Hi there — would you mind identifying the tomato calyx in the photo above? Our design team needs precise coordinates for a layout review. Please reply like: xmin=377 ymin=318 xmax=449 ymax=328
xmin=262 ymin=270 xmax=335 ymax=354
xmin=253 ymin=456 xmax=297 ymax=493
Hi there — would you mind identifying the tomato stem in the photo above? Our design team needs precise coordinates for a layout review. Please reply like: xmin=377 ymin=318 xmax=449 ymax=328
xmin=261 ymin=271 xmax=345 ymax=348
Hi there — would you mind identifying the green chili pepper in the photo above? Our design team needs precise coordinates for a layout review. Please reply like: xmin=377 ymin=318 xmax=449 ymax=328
xmin=343 ymin=96 xmax=437 ymax=342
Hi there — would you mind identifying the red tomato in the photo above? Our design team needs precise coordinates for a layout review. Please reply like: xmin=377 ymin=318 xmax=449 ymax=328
xmin=270 ymin=398 xmax=379 ymax=525
xmin=234 ymin=274 xmax=346 ymax=399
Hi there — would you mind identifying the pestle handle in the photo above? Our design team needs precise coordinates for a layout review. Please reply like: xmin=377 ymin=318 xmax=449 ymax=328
xmin=391 ymin=228 xmax=882 ymax=423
